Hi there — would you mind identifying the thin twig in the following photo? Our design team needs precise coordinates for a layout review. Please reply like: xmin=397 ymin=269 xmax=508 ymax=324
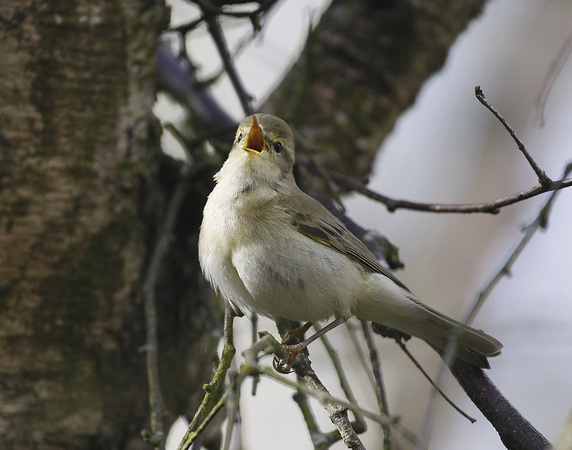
xmin=169 ymin=16 xmax=204 ymax=34
xmin=256 ymin=365 xmax=403 ymax=436
xmin=463 ymin=161 xmax=572 ymax=324
xmin=314 ymin=323 xmax=367 ymax=433
xmin=396 ymin=341 xmax=475 ymax=423
xmin=475 ymin=86 xmax=552 ymax=186
xmin=178 ymin=306 xmax=237 ymax=450
xmin=360 ymin=321 xmax=392 ymax=450
xmin=297 ymin=154 xmax=572 ymax=214
xmin=141 ymin=164 xmax=194 ymax=449
xmin=534 ymin=30 xmax=572 ymax=126
xmin=196 ymin=0 xmax=254 ymax=116
xmin=189 ymin=392 xmax=228 ymax=445
xmin=250 ymin=312 xmax=260 ymax=396
xmin=222 ymin=371 xmax=241 ymax=450
xmin=292 ymin=377 xmax=329 ymax=450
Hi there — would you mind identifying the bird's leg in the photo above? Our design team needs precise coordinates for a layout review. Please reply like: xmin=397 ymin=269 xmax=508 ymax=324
xmin=274 ymin=317 xmax=347 ymax=374
xmin=283 ymin=317 xmax=347 ymax=354
xmin=281 ymin=321 xmax=313 ymax=347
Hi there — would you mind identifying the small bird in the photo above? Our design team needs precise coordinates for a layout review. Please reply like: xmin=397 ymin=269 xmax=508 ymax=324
xmin=198 ymin=114 xmax=502 ymax=368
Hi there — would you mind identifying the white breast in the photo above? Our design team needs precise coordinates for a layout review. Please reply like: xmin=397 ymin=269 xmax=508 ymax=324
xmin=199 ymin=179 xmax=363 ymax=323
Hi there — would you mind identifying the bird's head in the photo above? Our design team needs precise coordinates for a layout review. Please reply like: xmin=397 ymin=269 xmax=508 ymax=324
xmin=225 ymin=114 xmax=296 ymax=187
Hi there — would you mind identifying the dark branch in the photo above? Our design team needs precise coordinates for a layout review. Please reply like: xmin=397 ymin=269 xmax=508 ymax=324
xmin=451 ymin=360 xmax=552 ymax=450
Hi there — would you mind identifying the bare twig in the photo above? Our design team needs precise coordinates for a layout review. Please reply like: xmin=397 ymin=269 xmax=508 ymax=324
xmin=314 ymin=323 xmax=367 ymax=434
xmin=360 ymin=321 xmax=392 ymax=449
xmin=141 ymin=164 xmax=195 ymax=450
xmin=222 ymin=370 xmax=241 ymax=450
xmin=418 ymin=163 xmax=571 ymax=449
xmin=292 ymin=380 xmax=330 ymax=450
xmin=475 ymin=86 xmax=552 ymax=186
xmin=178 ymin=306 xmax=237 ymax=450
xmin=463 ymin=161 xmax=572 ymax=324
xmin=217 ymin=0 xmax=279 ymax=27
xmin=396 ymin=341 xmax=475 ymax=423
xmin=299 ymin=154 xmax=572 ymax=214
xmin=195 ymin=0 xmax=254 ymax=116
xmin=169 ymin=16 xmax=204 ymax=34
xmin=297 ymin=155 xmax=572 ymax=214
xmin=257 ymin=364 xmax=392 ymax=428
xmin=535 ymin=30 xmax=572 ymax=126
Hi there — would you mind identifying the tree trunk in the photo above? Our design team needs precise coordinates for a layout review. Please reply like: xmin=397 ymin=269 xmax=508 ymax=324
xmin=0 ymin=1 xmax=174 ymax=448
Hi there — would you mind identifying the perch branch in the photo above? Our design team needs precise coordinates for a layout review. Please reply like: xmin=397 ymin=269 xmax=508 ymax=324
xmin=451 ymin=361 xmax=553 ymax=450
xmin=178 ymin=306 xmax=237 ymax=450
xmin=239 ymin=331 xmax=417 ymax=448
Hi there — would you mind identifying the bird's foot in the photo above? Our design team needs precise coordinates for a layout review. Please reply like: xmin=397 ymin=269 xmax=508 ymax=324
xmin=272 ymin=322 xmax=313 ymax=373
xmin=281 ymin=322 xmax=313 ymax=347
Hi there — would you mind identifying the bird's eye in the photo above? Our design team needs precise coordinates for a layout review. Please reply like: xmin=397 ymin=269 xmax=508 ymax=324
xmin=237 ymin=133 xmax=243 ymax=142
xmin=273 ymin=142 xmax=283 ymax=154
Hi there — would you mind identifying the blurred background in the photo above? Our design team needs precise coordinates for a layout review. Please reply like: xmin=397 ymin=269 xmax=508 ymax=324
xmin=159 ymin=1 xmax=572 ymax=448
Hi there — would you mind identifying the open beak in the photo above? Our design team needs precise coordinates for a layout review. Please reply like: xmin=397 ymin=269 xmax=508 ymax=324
xmin=243 ymin=116 xmax=266 ymax=154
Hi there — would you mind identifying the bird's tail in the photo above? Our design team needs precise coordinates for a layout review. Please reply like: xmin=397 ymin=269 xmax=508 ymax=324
xmin=352 ymin=277 xmax=503 ymax=368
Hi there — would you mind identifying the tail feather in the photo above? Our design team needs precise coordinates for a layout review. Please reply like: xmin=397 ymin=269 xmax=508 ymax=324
xmin=413 ymin=301 xmax=502 ymax=368
xmin=353 ymin=277 xmax=503 ymax=368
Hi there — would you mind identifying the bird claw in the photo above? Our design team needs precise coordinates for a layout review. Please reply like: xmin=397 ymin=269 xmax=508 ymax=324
xmin=273 ymin=327 xmax=311 ymax=374
xmin=273 ymin=354 xmax=295 ymax=374
xmin=273 ymin=344 xmax=308 ymax=373
xmin=281 ymin=322 xmax=312 ymax=346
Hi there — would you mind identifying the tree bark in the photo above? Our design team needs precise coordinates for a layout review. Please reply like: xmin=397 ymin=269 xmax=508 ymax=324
xmin=0 ymin=1 xmax=179 ymax=448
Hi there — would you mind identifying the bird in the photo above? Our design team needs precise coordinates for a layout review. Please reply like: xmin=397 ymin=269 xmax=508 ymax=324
xmin=198 ymin=113 xmax=503 ymax=368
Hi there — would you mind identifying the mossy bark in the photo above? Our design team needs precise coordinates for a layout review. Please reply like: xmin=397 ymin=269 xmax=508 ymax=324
xmin=0 ymin=1 xmax=179 ymax=448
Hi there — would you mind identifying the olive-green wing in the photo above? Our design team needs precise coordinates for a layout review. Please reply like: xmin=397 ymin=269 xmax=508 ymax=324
xmin=285 ymin=190 xmax=410 ymax=292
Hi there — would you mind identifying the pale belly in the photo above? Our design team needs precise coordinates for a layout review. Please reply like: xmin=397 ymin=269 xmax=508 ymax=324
xmin=202 ymin=220 xmax=363 ymax=323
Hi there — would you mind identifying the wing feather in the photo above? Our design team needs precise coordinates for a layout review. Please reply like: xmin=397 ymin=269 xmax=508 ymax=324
xmin=283 ymin=189 xmax=410 ymax=292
